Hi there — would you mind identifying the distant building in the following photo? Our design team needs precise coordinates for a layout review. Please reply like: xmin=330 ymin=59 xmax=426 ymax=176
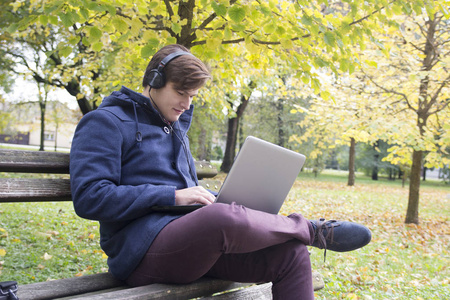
xmin=1 ymin=100 xmax=81 ymax=151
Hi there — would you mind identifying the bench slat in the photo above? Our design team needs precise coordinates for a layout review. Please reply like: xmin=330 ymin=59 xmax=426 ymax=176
xmin=76 ymin=279 xmax=245 ymax=300
xmin=0 ymin=150 xmax=218 ymax=179
xmin=0 ymin=150 xmax=70 ymax=174
xmin=202 ymin=283 xmax=272 ymax=300
xmin=18 ymin=270 xmax=324 ymax=300
xmin=194 ymin=161 xmax=219 ymax=179
xmin=0 ymin=178 xmax=220 ymax=202
xmin=17 ymin=273 xmax=124 ymax=300
xmin=18 ymin=273 xmax=243 ymax=300
xmin=0 ymin=178 xmax=72 ymax=202
xmin=198 ymin=179 xmax=222 ymax=192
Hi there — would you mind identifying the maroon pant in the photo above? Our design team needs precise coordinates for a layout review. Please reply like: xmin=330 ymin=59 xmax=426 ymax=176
xmin=126 ymin=203 xmax=315 ymax=300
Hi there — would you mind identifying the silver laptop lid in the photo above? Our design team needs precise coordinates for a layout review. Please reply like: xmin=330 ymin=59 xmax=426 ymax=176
xmin=216 ymin=136 xmax=306 ymax=214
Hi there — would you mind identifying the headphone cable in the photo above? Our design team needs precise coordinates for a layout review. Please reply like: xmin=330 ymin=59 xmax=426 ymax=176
xmin=148 ymin=88 xmax=199 ymax=186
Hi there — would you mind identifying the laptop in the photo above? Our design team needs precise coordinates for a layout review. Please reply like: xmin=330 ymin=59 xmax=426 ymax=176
xmin=151 ymin=136 xmax=306 ymax=214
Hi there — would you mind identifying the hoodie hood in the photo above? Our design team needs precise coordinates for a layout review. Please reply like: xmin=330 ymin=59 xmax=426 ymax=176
xmin=98 ymin=86 xmax=194 ymax=146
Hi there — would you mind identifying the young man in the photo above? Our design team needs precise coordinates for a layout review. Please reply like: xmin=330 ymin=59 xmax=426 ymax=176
xmin=70 ymin=44 xmax=371 ymax=299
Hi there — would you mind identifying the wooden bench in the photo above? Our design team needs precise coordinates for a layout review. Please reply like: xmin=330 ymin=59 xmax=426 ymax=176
xmin=0 ymin=149 xmax=324 ymax=299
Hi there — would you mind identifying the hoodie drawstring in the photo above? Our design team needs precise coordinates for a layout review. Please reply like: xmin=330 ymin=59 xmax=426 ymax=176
xmin=132 ymin=101 xmax=142 ymax=148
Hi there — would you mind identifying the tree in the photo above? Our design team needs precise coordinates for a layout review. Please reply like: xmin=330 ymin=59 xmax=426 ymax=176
xmin=37 ymin=82 xmax=50 ymax=151
xmin=4 ymin=0 xmax=430 ymax=173
xmin=0 ymin=0 xmax=17 ymax=94
xmin=357 ymin=7 xmax=449 ymax=224
xmin=221 ymin=80 xmax=255 ymax=172
xmin=291 ymin=76 xmax=387 ymax=184
xmin=1 ymin=1 xmax=100 ymax=115
xmin=5 ymin=0 xmax=418 ymax=108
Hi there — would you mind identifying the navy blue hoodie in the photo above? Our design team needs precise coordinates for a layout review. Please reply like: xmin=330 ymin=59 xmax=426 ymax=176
xmin=70 ymin=86 xmax=200 ymax=280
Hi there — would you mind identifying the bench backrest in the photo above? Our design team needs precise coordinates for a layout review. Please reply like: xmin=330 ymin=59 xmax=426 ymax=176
xmin=0 ymin=149 xmax=219 ymax=203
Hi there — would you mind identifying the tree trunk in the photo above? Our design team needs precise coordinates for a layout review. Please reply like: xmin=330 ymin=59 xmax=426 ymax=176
xmin=221 ymin=87 xmax=253 ymax=173
xmin=39 ymin=101 xmax=45 ymax=151
xmin=239 ymin=114 xmax=245 ymax=149
xmin=371 ymin=141 xmax=379 ymax=180
xmin=277 ymin=98 xmax=285 ymax=147
xmin=65 ymin=78 xmax=93 ymax=115
xmin=348 ymin=137 xmax=356 ymax=186
xmin=221 ymin=117 xmax=239 ymax=172
xmin=422 ymin=166 xmax=427 ymax=181
xmin=197 ymin=127 xmax=209 ymax=161
xmin=371 ymin=156 xmax=378 ymax=180
xmin=405 ymin=150 xmax=422 ymax=224
xmin=402 ymin=170 xmax=407 ymax=188
xmin=77 ymin=97 xmax=93 ymax=115
xmin=54 ymin=122 xmax=58 ymax=152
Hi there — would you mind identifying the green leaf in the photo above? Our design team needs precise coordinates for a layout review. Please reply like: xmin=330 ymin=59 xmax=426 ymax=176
xmin=263 ymin=23 xmax=276 ymax=34
xmin=39 ymin=15 xmax=48 ymax=26
xmin=80 ymin=8 xmax=89 ymax=21
xmin=167 ymin=36 xmax=177 ymax=44
xmin=171 ymin=23 xmax=182 ymax=34
xmin=314 ymin=57 xmax=326 ymax=68
xmin=105 ymin=4 xmax=116 ymax=16
xmin=147 ymin=38 xmax=160 ymax=48
xmin=212 ymin=2 xmax=227 ymax=16
xmin=224 ymin=27 xmax=232 ymax=39
xmin=231 ymin=23 xmax=245 ymax=32
xmin=141 ymin=40 xmax=159 ymax=58
xmin=59 ymin=46 xmax=72 ymax=58
xmin=112 ymin=17 xmax=128 ymax=32
xmin=301 ymin=15 xmax=313 ymax=26
xmin=58 ymin=12 xmax=74 ymax=27
xmin=280 ymin=38 xmax=293 ymax=49
xmin=6 ymin=23 xmax=19 ymax=34
xmin=367 ymin=60 xmax=378 ymax=68
xmin=68 ymin=36 xmax=80 ymax=46
xmin=276 ymin=26 xmax=286 ymax=35
xmin=89 ymin=26 xmax=102 ymax=42
xmin=324 ymin=32 xmax=335 ymax=47
xmin=92 ymin=42 xmax=103 ymax=52
xmin=339 ymin=58 xmax=349 ymax=72
xmin=259 ymin=5 xmax=271 ymax=16
xmin=148 ymin=1 xmax=159 ymax=9
xmin=117 ymin=32 xmax=130 ymax=44
xmin=82 ymin=36 xmax=90 ymax=47
xmin=228 ymin=6 xmax=245 ymax=23
xmin=49 ymin=15 xmax=58 ymax=25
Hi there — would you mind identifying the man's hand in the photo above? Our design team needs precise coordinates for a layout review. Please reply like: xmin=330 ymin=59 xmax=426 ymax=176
xmin=175 ymin=186 xmax=216 ymax=206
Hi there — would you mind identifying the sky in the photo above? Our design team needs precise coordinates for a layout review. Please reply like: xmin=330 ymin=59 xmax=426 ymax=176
xmin=3 ymin=77 xmax=78 ymax=110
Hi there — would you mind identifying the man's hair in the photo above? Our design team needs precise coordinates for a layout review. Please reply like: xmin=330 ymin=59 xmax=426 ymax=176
xmin=142 ymin=44 xmax=211 ymax=90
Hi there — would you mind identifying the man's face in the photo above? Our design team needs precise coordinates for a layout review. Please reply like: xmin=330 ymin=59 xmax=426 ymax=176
xmin=150 ymin=82 xmax=199 ymax=122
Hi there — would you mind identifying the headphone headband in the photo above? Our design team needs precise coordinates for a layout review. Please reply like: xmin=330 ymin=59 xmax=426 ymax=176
xmin=157 ymin=51 xmax=193 ymax=71
xmin=148 ymin=51 xmax=194 ymax=88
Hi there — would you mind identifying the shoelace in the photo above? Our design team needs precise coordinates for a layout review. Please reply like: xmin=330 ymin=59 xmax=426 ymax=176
xmin=314 ymin=218 xmax=339 ymax=262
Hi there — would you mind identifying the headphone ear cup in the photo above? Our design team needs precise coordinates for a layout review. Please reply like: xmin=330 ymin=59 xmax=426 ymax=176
xmin=148 ymin=69 xmax=165 ymax=89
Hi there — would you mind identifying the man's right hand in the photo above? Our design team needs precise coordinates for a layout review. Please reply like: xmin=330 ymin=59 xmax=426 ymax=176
xmin=175 ymin=186 xmax=216 ymax=206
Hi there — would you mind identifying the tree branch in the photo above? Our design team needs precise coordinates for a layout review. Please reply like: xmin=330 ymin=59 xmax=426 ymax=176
xmin=163 ymin=0 xmax=174 ymax=18
xmin=362 ymin=69 xmax=416 ymax=113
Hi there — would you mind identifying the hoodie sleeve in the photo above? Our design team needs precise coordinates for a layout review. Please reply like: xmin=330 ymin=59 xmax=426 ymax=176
xmin=70 ymin=110 xmax=176 ymax=222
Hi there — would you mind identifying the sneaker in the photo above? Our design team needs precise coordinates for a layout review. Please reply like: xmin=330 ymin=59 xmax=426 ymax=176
xmin=310 ymin=218 xmax=371 ymax=260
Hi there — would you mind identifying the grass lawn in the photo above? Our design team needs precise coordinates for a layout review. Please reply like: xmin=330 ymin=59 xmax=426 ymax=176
xmin=0 ymin=170 xmax=449 ymax=299
xmin=282 ymin=171 xmax=449 ymax=299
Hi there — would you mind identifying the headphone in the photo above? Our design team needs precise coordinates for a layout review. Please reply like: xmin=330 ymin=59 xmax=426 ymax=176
xmin=147 ymin=51 xmax=193 ymax=89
